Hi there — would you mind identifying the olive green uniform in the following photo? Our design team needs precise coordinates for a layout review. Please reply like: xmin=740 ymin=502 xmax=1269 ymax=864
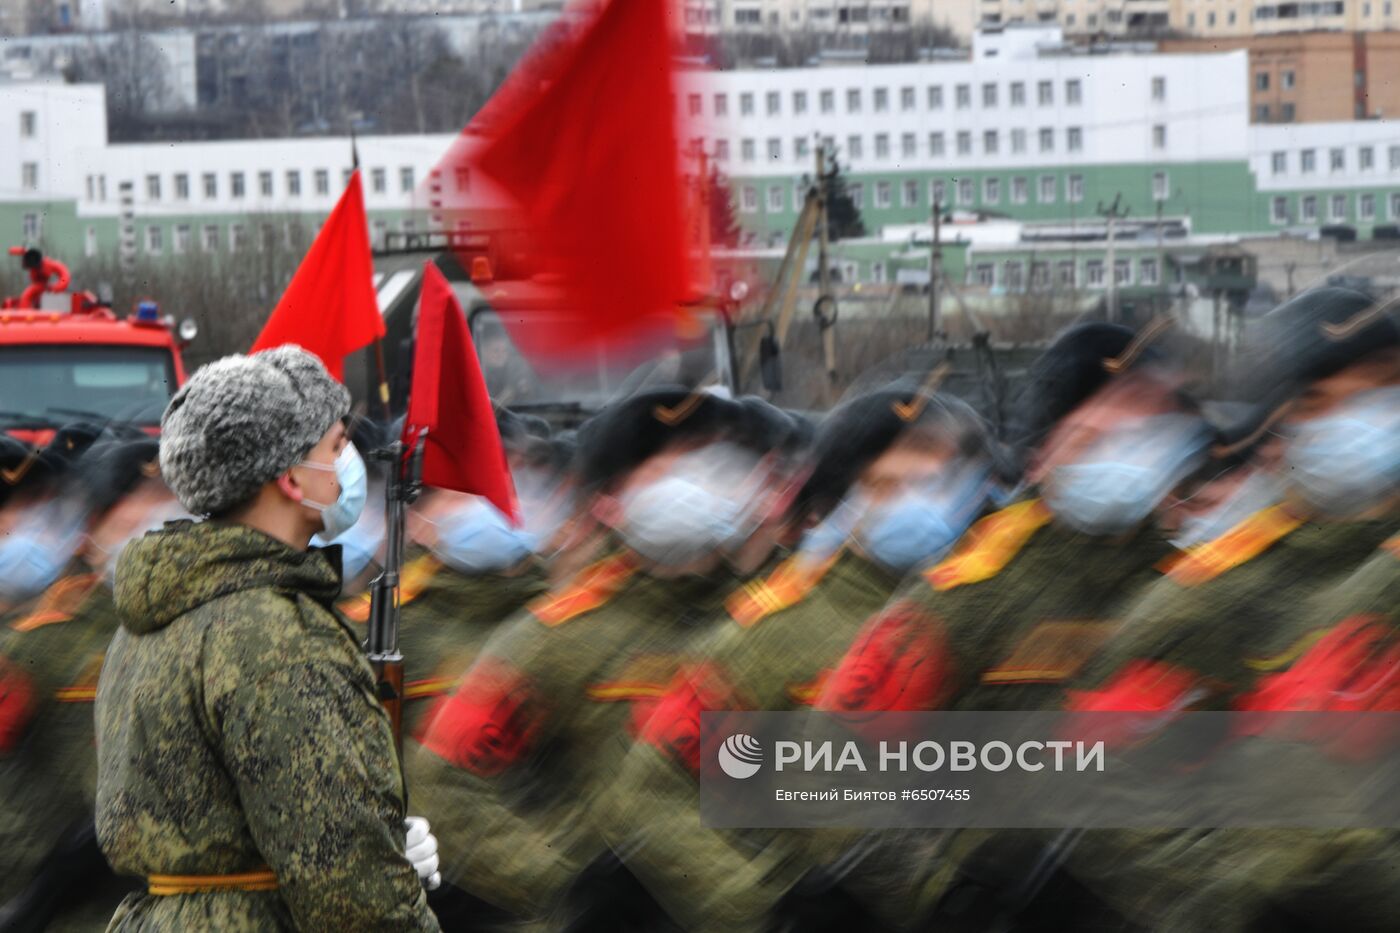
xmin=95 ymin=521 xmax=438 ymax=932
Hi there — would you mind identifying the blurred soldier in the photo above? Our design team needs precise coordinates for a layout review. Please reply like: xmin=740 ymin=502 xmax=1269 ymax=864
xmin=94 ymin=347 xmax=442 ymax=931
xmin=0 ymin=432 xmax=178 ymax=931
xmin=600 ymin=383 xmax=1006 ymax=933
xmin=408 ymin=388 xmax=805 ymax=928
xmin=1059 ymin=287 xmax=1400 ymax=931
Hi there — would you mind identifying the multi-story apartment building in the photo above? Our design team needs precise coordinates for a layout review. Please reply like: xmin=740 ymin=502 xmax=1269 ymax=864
xmin=684 ymin=0 xmax=980 ymax=41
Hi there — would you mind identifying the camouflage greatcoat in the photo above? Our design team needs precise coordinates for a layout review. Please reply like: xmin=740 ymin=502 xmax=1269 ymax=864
xmin=95 ymin=520 xmax=438 ymax=932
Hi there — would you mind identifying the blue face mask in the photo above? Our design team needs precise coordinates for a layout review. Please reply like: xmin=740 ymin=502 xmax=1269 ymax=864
xmin=1284 ymin=386 xmax=1400 ymax=518
xmin=852 ymin=465 xmax=992 ymax=574
xmin=299 ymin=442 xmax=368 ymax=541
xmin=431 ymin=498 xmax=537 ymax=574
xmin=0 ymin=504 xmax=84 ymax=601
xmin=1046 ymin=413 xmax=1212 ymax=537
xmin=619 ymin=475 xmax=743 ymax=567
xmin=1170 ymin=469 xmax=1284 ymax=550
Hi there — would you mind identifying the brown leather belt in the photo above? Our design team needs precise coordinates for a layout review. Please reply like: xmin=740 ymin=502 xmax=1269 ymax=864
xmin=147 ymin=868 xmax=278 ymax=895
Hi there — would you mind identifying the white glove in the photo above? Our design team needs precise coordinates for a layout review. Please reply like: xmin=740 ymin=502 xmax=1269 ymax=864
xmin=404 ymin=816 xmax=441 ymax=891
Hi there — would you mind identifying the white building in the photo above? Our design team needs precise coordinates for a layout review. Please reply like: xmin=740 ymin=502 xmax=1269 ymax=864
xmin=684 ymin=0 xmax=980 ymax=41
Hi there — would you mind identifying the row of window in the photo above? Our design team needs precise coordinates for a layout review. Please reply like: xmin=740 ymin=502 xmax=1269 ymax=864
xmin=82 ymin=164 xmax=434 ymax=205
xmin=115 ymin=216 xmax=421 ymax=256
xmin=736 ymin=172 xmax=1170 ymax=213
xmin=711 ymin=123 xmax=1127 ymax=164
xmin=967 ymin=256 xmax=1167 ymax=292
xmin=1269 ymin=190 xmax=1400 ymax=225
xmin=688 ymin=76 xmax=1110 ymax=120
xmin=1268 ymin=143 xmax=1400 ymax=176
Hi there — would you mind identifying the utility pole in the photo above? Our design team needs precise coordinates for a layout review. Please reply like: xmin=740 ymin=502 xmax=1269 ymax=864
xmin=816 ymin=145 xmax=830 ymax=305
xmin=928 ymin=198 xmax=942 ymax=341
xmin=1097 ymin=194 xmax=1128 ymax=324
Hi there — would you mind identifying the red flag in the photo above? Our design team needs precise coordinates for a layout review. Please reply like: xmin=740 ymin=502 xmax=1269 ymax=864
xmin=402 ymin=262 xmax=517 ymax=521
xmin=438 ymin=0 xmax=696 ymax=361
xmin=251 ymin=170 xmax=383 ymax=380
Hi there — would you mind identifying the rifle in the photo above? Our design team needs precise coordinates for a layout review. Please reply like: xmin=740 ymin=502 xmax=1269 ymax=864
xmin=366 ymin=433 xmax=425 ymax=755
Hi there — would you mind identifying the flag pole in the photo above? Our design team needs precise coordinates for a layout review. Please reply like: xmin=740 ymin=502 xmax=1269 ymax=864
xmin=372 ymin=339 xmax=392 ymax=422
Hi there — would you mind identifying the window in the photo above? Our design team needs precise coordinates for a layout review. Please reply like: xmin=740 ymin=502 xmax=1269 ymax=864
xmin=1283 ymin=71 xmax=1296 ymax=90
xmin=741 ymin=186 xmax=758 ymax=212
xmin=314 ymin=169 xmax=330 ymax=196
xmin=1068 ymin=174 xmax=1084 ymax=202
xmin=715 ymin=140 xmax=730 ymax=162
xmin=983 ymin=83 xmax=998 ymax=108
xmin=875 ymin=182 xmax=892 ymax=208
xmin=1057 ymin=261 xmax=1076 ymax=288
xmin=874 ymin=88 xmax=889 ymax=112
xmin=794 ymin=137 xmax=809 ymax=161
xmin=688 ymin=94 xmax=702 ymax=117
xmin=259 ymin=171 xmax=273 ymax=198
xmin=1152 ymin=171 xmax=1169 ymax=201
xmin=794 ymin=91 xmax=808 ymax=114
xmin=957 ymin=131 xmax=972 ymax=156
xmin=343 ymin=168 xmax=354 ymax=189
xmin=1011 ymin=129 xmax=1027 ymax=154
xmin=1360 ymin=193 xmax=1376 ymax=221
xmin=984 ymin=177 xmax=1000 ymax=204
xmin=1031 ymin=262 xmax=1050 ymax=289
xmin=1391 ymin=146 xmax=1400 ymax=170
xmin=740 ymin=92 xmax=754 ymax=116
xmin=175 ymin=173 xmax=189 ymax=200
xmin=1039 ymin=175 xmax=1056 ymax=203
xmin=714 ymin=93 xmax=729 ymax=117
xmin=902 ymin=179 xmax=919 ymax=207
xmin=1392 ymin=193 xmax=1400 ymax=220
xmin=1140 ymin=258 xmax=1159 ymax=286
xmin=146 ymin=174 xmax=161 ymax=201
xmin=21 ymin=213 xmax=39 ymax=240
xmin=1256 ymin=72 xmax=1270 ymax=91
xmin=901 ymin=132 xmax=917 ymax=158
xmin=231 ymin=172 xmax=245 ymax=198
xmin=1039 ymin=127 xmax=1054 ymax=153
xmin=974 ymin=264 xmax=994 ymax=287
xmin=1152 ymin=77 xmax=1166 ymax=101
xmin=1257 ymin=105 xmax=1271 ymax=122
xmin=848 ymin=183 xmax=864 ymax=207
xmin=930 ymin=179 xmax=948 ymax=206
xmin=1086 ymin=260 xmax=1105 ymax=287
xmin=172 ymin=224 xmax=190 ymax=255
xmin=145 ymin=225 xmax=163 ymax=255
xmin=767 ymin=138 xmax=782 ymax=161
xmin=1271 ymin=151 xmax=1287 ymax=174
xmin=1360 ymin=146 xmax=1374 ymax=170
xmin=371 ymin=167 xmax=387 ymax=193
xmin=203 ymin=172 xmax=217 ymax=199
xmin=955 ymin=84 xmax=971 ymax=109
xmin=400 ymin=167 xmax=415 ymax=192
xmin=1066 ymin=79 xmax=1082 ymax=105
xmin=229 ymin=224 xmax=245 ymax=252
xmin=1010 ymin=82 xmax=1026 ymax=106
xmin=767 ymin=185 xmax=784 ymax=212
xmin=1300 ymin=149 xmax=1316 ymax=173
xmin=820 ymin=90 xmax=834 ymax=114
xmin=201 ymin=224 xmax=219 ymax=252
xmin=957 ymin=177 xmax=974 ymax=205
xmin=766 ymin=91 xmax=780 ymax=116
xmin=1301 ymin=195 xmax=1318 ymax=223
xmin=1012 ymin=176 xmax=1028 ymax=204
xmin=85 ymin=226 xmax=98 ymax=258
xmin=1330 ymin=193 xmax=1348 ymax=221
xmin=1152 ymin=125 xmax=1166 ymax=150
xmin=847 ymin=88 xmax=862 ymax=113
xmin=984 ymin=131 xmax=999 ymax=156
xmin=1037 ymin=80 xmax=1053 ymax=106
xmin=900 ymin=86 xmax=915 ymax=111
xmin=1271 ymin=196 xmax=1289 ymax=224
xmin=1114 ymin=260 xmax=1132 ymax=287
xmin=1004 ymin=262 xmax=1023 ymax=291
xmin=847 ymin=135 xmax=863 ymax=159
xmin=19 ymin=110 xmax=36 ymax=137
xmin=742 ymin=139 xmax=756 ymax=162
xmin=930 ymin=132 xmax=945 ymax=157
xmin=1281 ymin=103 xmax=1296 ymax=122
xmin=1067 ymin=127 xmax=1083 ymax=152
xmin=928 ymin=85 xmax=943 ymax=109
xmin=874 ymin=134 xmax=890 ymax=159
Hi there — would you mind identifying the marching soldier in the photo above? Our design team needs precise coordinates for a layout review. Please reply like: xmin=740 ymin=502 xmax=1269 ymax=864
xmin=408 ymin=388 xmax=806 ymax=928
xmin=94 ymin=347 xmax=442 ymax=931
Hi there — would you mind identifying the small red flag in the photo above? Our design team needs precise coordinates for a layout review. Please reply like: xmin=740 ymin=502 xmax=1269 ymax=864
xmin=251 ymin=170 xmax=384 ymax=380
xmin=401 ymin=262 xmax=517 ymax=521
xmin=438 ymin=0 xmax=697 ymax=361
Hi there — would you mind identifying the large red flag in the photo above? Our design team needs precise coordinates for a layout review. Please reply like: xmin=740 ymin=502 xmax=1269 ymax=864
xmin=251 ymin=170 xmax=383 ymax=380
xmin=401 ymin=262 xmax=517 ymax=521
xmin=438 ymin=0 xmax=696 ymax=361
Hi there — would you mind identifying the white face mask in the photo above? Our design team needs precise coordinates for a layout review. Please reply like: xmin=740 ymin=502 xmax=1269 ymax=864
xmin=297 ymin=442 xmax=368 ymax=541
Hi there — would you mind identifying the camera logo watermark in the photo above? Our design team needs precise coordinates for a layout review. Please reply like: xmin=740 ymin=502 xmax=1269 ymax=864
xmin=718 ymin=733 xmax=763 ymax=779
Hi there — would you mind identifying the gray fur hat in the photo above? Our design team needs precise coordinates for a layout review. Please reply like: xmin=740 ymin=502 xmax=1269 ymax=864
xmin=159 ymin=346 xmax=350 ymax=516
